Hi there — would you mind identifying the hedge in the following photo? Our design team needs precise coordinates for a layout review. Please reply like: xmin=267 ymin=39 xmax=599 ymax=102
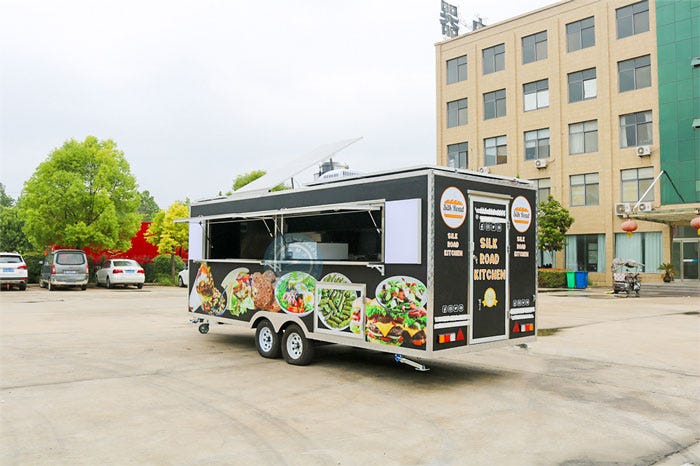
xmin=538 ymin=268 xmax=567 ymax=288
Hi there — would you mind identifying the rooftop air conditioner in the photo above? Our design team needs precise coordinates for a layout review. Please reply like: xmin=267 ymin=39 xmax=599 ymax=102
xmin=477 ymin=166 xmax=490 ymax=174
xmin=615 ymin=202 xmax=632 ymax=216
xmin=636 ymin=145 xmax=651 ymax=156
xmin=637 ymin=201 xmax=653 ymax=212
xmin=534 ymin=159 xmax=548 ymax=169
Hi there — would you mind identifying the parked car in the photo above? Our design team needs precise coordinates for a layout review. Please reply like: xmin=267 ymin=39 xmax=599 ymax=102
xmin=178 ymin=267 xmax=188 ymax=287
xmin=96 ymin=259 xmax=145 ymax=289
xmin=40 ymin=249 xmax=89 ymax=291
xmin=0 ymin=252 xmax=28 ymax=291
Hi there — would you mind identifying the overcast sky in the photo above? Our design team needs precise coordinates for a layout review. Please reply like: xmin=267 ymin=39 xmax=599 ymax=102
xmin=0 ymin=0 xmax=554 ymax=208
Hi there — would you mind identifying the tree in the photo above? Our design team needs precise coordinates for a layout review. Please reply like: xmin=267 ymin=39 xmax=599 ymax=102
xmin=19 ymin=136 xmax=141 ymax=250
xmin=145 ymin=201 xmax=189 ymax=279
xmin=537 ymin=195 xmax=574 ymax=260
xmin=138 ymin=190 xmax=160 ymax=222
xmin=0 ymin=183 xmax=14 ymax=207
xmin=229 ymin=170 xmax=290 ymax=195
xmin=0 ymin=186 xmax=31 ymax=252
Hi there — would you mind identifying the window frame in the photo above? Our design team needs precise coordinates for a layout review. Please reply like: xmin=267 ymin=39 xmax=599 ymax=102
xmin=482 ymin=43 xmax=505 ymax=75
xmin=616 ymin=0 xmax=649 ymax=39
xmin=524 ymin=128 xmax=550 ymax=161
xmin=566 ymin=16 xmax=595 ymax=52
xmin=483 ymin=89 xmax=506 ymax=120
xmin=447 ymin=142 xmax=468 ymax=169
xmin=484 ymin=135 xmax=507 ymax=166
xmin=447 ymin=98 xmax=468 ymax=128
xmin=570 ymin=172 xmax=599 ymax=206
xmin=618 ymin=55 xmax=651 ymax=92
xmin=568 ymin=68 xmax=597 ymax=103
xmin=621 ymin=167 xmax=654 ymax=202
xmin=522 ymin=31 xmax=548 ymax=64
xmin=533 ymin=178 xmax=551 ymax=204
xmin=619 ymin=110 xmax=653 ymax=148
xmin=568 ymin=119 xmax=598 ymax=154
xmin=523 ymin=79 xmax=549 ymax=111
xmin=446 ymin=55 xmax=468 ymax=84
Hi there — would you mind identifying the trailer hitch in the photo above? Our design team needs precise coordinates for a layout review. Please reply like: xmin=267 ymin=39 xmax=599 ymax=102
xmin=394 ymin=354 xmax=429 ymax=371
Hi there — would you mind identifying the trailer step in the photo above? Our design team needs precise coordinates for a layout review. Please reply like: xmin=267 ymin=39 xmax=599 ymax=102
xmin=394 ymin=354 xmax=429 ymax=371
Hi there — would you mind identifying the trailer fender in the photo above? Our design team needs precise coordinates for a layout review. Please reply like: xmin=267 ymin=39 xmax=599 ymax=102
xmin=249 ymin=311 xmax=309 ymax=337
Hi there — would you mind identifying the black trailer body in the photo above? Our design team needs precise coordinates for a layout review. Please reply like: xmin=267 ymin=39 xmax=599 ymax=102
xmin=183 ymin=167 xmax=537 ymax=364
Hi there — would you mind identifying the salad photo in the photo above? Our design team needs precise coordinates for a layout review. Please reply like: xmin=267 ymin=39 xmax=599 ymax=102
xmin=275 ymin=271 xmax=316 ymax=315
xmin=376 ymin=276 xmax=427 ymax=312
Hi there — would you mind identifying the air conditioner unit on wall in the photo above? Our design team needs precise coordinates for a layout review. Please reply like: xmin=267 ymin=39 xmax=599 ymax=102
xmin=637 ymin=201 xmax=653 ymax=212
xmin=615 ymin=203 xmax=632 ymax=216
xmin=477 ymin=166 xmax=490 ymax=174
xmin=534 ymin=159 xmax=548 ymax=169
xmin=636 ymin=145 xmax=651 ymax=156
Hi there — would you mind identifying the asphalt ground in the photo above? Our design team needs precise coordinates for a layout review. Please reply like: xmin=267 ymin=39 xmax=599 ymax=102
xmin=1 ymin=285 xmax=698 ymax=465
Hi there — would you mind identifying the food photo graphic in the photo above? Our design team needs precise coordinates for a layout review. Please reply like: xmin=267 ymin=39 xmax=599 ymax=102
xmin=190 ymin=263 xmax=428 ymax=348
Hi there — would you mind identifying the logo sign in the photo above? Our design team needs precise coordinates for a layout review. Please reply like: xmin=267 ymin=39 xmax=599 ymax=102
xmin=440 ymin=187 xmax=466 ymax=229
xmin=511 ymin=196 xmax=532 ymax=233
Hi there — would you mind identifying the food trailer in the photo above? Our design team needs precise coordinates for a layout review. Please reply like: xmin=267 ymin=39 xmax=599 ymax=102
xmin=182 ymin=163 xmax=537 ymax=368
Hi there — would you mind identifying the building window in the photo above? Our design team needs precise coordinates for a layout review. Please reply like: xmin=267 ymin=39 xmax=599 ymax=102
xmin=621 ymin=167 xmax=654 ymax=202
xmin=618 ymin=55 xmax=651 ymax=92
xmin=568 ymin=68 xmax=597 ymax=102
xmin=483 ymin=44 xmax=505 ymax=74
xmin=569 ymin=120 xmax=598 ymax=154
xmin=484 ymin=135 xmax=507 ymax=166
xmin=447 ymin=98 xmax=468 ymax=128
xmin=525 ymin=128 xmax=550 ymax=160
xmin=522 ymin=31 xmax=547 ymax=64
xmin=566 ymin=234 xmax=605 ymax=272
xmin=620 ymin=110 xmax=652 ymax=147
xmin=523 ymin=79 xmax=549 ymax=111
xmin=484 ymin=89 xmax=506 ymax=120
xmin=447 ymin=142 xmax=468 ymax=169
xmin=616 ymin=0 xmax=649 ymax=39
xmin=533 ymin=178 xmax=551 ymax=204
xmin=447 ymin=55 xmax=467 ymax=84
xmin=570 ymin=173 xmax=599 ymax=206
xmin=615 ymin=231 xmax=661 ymax=273
xmin=566 ymin=17 xmax=595 ymax=52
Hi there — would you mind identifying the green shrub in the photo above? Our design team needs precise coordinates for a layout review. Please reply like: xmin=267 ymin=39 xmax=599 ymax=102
xmin=152 ymin=254 xmax=185 ymax=277
xmin=22 ymin=251 xmax=45 ymax=284
xmin=538 ymin=268 xmax=567 ymax=288
xmin=155 ymin=273 xmax=177 ymax=286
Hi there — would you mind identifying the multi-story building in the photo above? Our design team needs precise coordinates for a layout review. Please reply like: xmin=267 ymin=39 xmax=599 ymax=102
xmin=435 ymin=0 xmax=699 ymax=285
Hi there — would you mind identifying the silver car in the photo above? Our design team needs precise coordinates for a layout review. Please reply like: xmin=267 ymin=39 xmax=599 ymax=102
xmin=0 ymin=252 xmax=28 ymax=291
xmin=40 ymin=249 xmax=89 ymax=291
xmin=96 ymin=259 xmax=145 ymax=289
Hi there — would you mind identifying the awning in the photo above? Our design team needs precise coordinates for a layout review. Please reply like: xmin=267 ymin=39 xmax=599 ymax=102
xmin=175 ymin=200 xmax=383 ymax=223
xmin=628 ymin=203 xmax=700 ymax=225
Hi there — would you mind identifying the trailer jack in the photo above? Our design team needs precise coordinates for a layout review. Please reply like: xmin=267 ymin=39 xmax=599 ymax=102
xmin=394 ymin=354 xmax=429 ymax=371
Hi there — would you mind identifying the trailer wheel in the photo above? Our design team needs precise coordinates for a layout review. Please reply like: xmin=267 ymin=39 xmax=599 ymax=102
xmin=255 ymin=320 xmax=281 ymax=359
xmin=198 ymin=323 xmax=209 ymax=334
xmin=281 ymin=324 xmax=314 ymax=366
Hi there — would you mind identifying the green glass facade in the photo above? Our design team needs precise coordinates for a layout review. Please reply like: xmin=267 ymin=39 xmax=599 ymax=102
xmin=655 ymin=0 xmax=700 ymax=204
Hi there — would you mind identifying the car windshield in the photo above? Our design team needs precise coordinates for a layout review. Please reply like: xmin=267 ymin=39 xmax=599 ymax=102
xmin=0 ymin=256 xmax=22 ymax=263
xmin=113 ymin=260 xmax=136 ymax=267
xmin=56 ymin=253 xmax=86 ymax=265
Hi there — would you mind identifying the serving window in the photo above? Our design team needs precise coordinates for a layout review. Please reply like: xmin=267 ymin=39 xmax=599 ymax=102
xmin=203 ymin=203 xmax=383 ymax=263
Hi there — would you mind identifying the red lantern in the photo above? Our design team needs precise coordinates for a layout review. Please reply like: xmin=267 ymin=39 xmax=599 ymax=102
xmin=691 ymin=216 xmax=700 ymax=236
xmin=621 ymin=219 xmax=638 ymax=237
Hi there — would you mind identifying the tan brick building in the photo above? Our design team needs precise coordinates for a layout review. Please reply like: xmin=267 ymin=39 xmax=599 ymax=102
xmin=435 ymin=0 xmax=700 ymax=285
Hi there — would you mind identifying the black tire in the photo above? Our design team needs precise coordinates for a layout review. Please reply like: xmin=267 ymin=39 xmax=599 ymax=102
xmin=19 ymin=283 xmax=26 ymax=291
xmin=137 ymin=283 xmax=143 ymax=289
xmin=178 ymin=276 xmax=184 ymax=287
xmin=106 ymin=277 xmax=112 ymax=289
xmin=255 ymin=320 xmax=281 ymax=359
xmin=198 ymin=323 xmax=209 ymax=334
xmin=281 ymin=323 xmax=314 ymax=366
xmin=81 ymin=284 xmax=87 ymax=291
